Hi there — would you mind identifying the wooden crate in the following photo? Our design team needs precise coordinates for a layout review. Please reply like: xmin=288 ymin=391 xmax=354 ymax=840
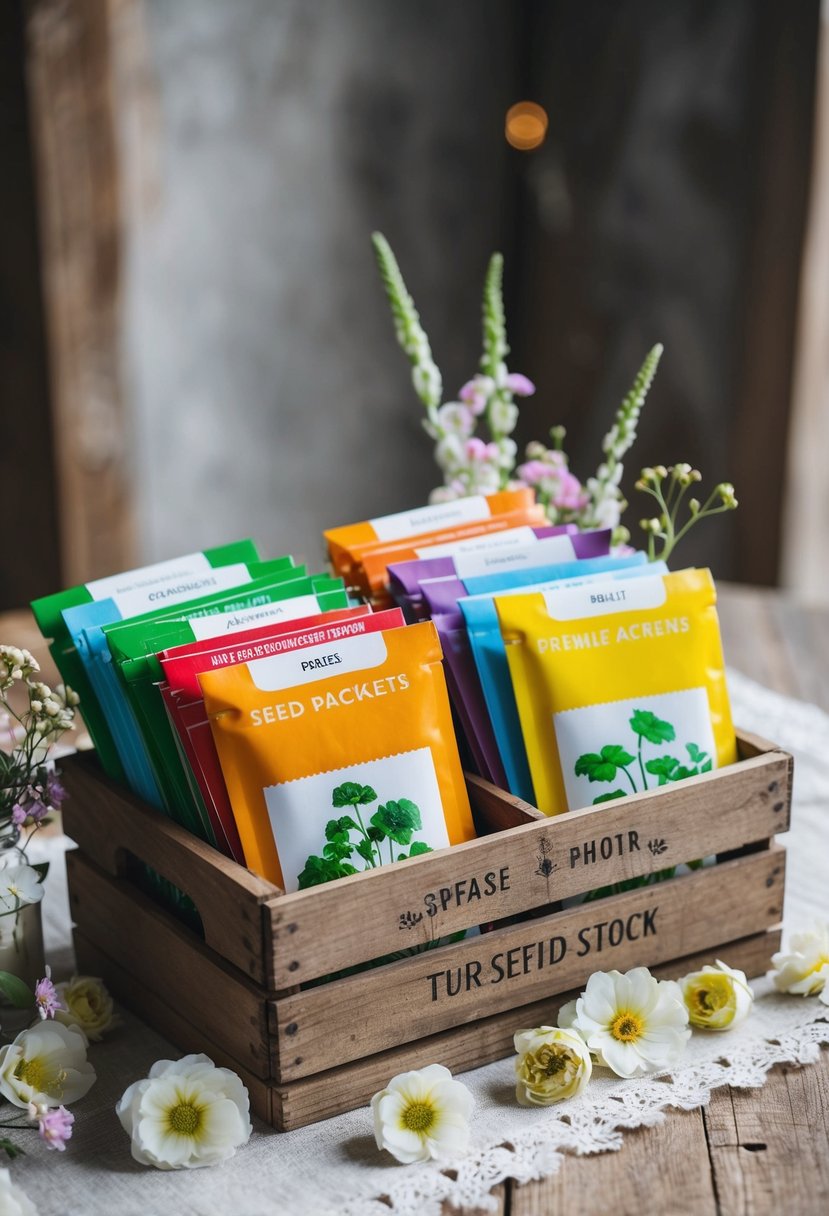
xmin=61 ymin=728 xmax=791 ymax=1130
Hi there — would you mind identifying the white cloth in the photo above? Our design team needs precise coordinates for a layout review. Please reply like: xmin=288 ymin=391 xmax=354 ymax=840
xmin=8 ymin=671 xmax=829 ymax=1216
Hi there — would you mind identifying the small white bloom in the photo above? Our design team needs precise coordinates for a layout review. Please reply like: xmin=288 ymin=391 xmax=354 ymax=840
xmin=116 ymin=1053 xmax=251 ymax=1170
xmin=0 ymin=1021 xmax=96 ymax=1108
xmin=770 ymin=922 xmax=829 ymax=996
xmin=0 ymin=1167 xmax=39 ymax=1216
xmin=0 ymin=866 xmax=46 ymax=913
xmin=560 ymin=967 xmax=690 ymax=1078
xmin=488 ymin=398 xmax=519 ymax=436
xmin=514 ymin=1026 xmax=592 ymax=1106
xmin=679 ymin=960 xmax=754 ymax=1030
xmin=371 ymin=1063 xmax=473 ymax=1164
xmin=434 ymin=434 xmax=466 ymax=474
xmin=435 ymin=402 xmax=475 ymax=438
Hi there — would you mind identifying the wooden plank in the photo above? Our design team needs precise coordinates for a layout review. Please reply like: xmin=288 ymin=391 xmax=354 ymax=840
xmin=264 ymin=743 xmax=791 ymax=988
xmin=25 ymin=0 xmax=136 ymax=584
xmin=67 ymin=851 xmax=273 ymax=1080
xmin=705 ymin=1052 xmax=829 ymax=1214
xmin=61 ymin=753 xmax=279 ymax=982
xmin=74 ymin=932 xmax=274 ymax=1126
xmin=272 ymin=931 xmax=780 ymax=1131
xmin=270 ymin=849 xmax=785 ymax=1081
xmin=511 ymin=1109 xmax=718 ymax=1216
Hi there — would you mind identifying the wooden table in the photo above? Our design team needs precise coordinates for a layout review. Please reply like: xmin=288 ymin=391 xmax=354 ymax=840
xmin=2 ymin=587 xmax=828 ymax=1214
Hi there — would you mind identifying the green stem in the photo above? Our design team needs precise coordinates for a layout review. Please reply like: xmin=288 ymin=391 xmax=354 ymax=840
xmin=352 ymin=806 xmax=379 ymax=868
xmin=620 ymin=765 xmax=639 ymax=794
xmin=388 ymin=837 xmax=395 ymax=867
xmin=636 ymin=736 xmax=649 ymax=791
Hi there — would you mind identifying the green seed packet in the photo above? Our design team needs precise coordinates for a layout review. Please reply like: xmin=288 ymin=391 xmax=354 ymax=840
xmin=29 ymin=541 xmax=266 ymax=781
xmin=107 ymin=576 xmax=350 ymax=829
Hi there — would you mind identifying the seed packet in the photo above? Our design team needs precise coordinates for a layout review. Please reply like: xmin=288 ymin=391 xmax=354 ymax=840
xmin=106 ymin=577 xmax=351 ymax=823
xmin=158 ymin=607 xmax=388 ymax=863
xmin=462 ymin=561 xmax=668 ymax=803
xmin=358 ymin=505 xmax=548 ymax=604
xmin=325 ymin=489 xmax=537 ymax=580
xmin=420 ymin=551 xmax=642 ymax=787
xmin=29 ymin=540 xmax=267 ymax=780
xmin=387 ymin=524 xmax=576 ymax=622
xmin=496 ymin=567 xmax=736 ymax=817
xmin=201 ymin=620 xmax=475 ymax=891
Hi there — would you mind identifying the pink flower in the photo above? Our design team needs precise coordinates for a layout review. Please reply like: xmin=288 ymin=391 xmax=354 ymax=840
xmin=465 ymin=438 xmax=500 ymax=464
xmin=503 ymin=372 xmax=535 ymax=397
xmin=37 ymin=1105 xmax=74 ymax=1151
xmin=34 ymin=967 xmax=63 ymax=1020
xmin=11 ymin=805 xmax=26 ymax=827
xmin=516 ymin=459 xmax=553 ymax=485
xmin=46 ymin=773 xmax=66 ymax=808
xmin=552 ymin=470 xmax=589 ymax=510
xmin=458 ymin=377 xmax=491 ymax=416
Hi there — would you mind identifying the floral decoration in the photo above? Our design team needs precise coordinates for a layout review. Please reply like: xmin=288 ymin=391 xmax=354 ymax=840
xmin=513 ymin=1026 xmax=592 ymax=1106
xmin=679 ymin=960 xmax=754 ymax=1030
xmin=371 ymin=1063 xmax=473 ymax=1164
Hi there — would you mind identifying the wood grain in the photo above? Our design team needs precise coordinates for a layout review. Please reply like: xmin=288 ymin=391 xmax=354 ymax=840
xmin=265 ymin=736 xmax=790 ymax=987
xmin=270 ymin=932 xmax=779 ymax=1132
xmin=61 ymin=753 xmax=279 ymax=982
xmin=270 ymin=849 xmax=785 ymax=1081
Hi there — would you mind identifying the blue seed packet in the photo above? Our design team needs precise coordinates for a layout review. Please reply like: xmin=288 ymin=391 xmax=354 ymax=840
xmin=460 ymin=556 xmax=661 ymax=803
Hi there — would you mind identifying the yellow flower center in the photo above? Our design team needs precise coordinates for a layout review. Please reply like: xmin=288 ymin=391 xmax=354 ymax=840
xmin=610 ymin=1011 xmax=643 ymax=1042
xmin=540 ymin=1047 xmax=569 ymax=1077
xmin=693 ymin=983 xmax=728 ymax=1013
xmin=14 ymin=1057 xmax=48 ymax=1092
xmin=806 ymin=954 xmax=829 ymax=977
xmin=401 ymin=1100 xmax=435 ymax=1133
xmin=168 ymin=1101 xmax=203 ymax=1137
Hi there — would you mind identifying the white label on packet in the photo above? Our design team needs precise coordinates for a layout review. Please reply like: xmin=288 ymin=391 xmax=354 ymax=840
xmin=454 ymin=533 xmax=577 ymax=580
xmin=86 ymin=552 xmax=211 ymax=603
xmin=369 ymin=496 xmax=490 ymax=542
xmin=99 ymin=563 xmax=253 ymax=618
xmin=249 ymin=630 xmax=389 ymax=692
xmin=189 ymin=594 xmax=322 ymax=640
xmin=414 ymin=526 xmax=537 ymax=561
xmin=542 ymin=575 xmax=667 ymax=622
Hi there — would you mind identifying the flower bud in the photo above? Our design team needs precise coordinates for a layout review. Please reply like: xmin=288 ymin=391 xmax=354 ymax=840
xmin=679 ymin=960 xmax=754 ymax=1030
xmin=514 ymin=1026 xmax=592 ymax=1106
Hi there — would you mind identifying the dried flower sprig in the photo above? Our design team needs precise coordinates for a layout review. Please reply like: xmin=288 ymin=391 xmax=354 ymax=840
xmin=636 ymin=465 xmax=738 ymax=563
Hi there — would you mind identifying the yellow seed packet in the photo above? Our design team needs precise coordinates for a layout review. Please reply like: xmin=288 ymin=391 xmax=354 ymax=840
xmin=200 ymin=621 xmax=475 ymax=890
xmin=496 ymin=567 xmax=736 ymax=816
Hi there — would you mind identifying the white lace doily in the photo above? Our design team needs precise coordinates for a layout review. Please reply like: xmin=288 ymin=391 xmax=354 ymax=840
xmin=13 ymin=670 xmax=829 ymax=1216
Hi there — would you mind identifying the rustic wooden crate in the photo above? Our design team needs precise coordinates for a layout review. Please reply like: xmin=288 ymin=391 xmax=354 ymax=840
xmin=61 ymin=728 xmax=791 ymax=1130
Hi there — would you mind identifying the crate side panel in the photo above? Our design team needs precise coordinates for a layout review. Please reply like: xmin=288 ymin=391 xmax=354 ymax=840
xmin=74 ymin=933 xmax=274 ymax=1126
xmin=273 ymin=928 xmax=781 ymax=1130
xmin=67 ymin=851 xmax=273 ymax=1080
xmin=61 ymin=754 xmax=276 ymax=983
xmin=270 ymin=847 xmax=785 ymax=1080
xmin=265 ymin=752 xmax=790 ymax=987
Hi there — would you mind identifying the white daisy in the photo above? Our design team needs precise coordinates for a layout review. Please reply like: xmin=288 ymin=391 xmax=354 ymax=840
xmin=371 ymin=1063 xmax=473 ymax=1164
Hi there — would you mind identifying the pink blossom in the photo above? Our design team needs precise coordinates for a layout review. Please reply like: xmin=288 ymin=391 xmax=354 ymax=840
xmin=46 ymin=773 xmax=66 ymax=808
xmin=552 ymin=470 xmax=589 ymax=510
xmin=516 ymin=459 xmax=553 ymax=485
xmin=465 ymin=438 xmax=500 ymax=464
xmin=503 ymin=373 xmax=536 ymax=397
xmin=34 ymin=967 xmax=63 ymax=1020
xmin=458 ymin=378 xmax=490 ymax=416
xmin=38 ymin=1105 xmax=74 ymax=1151
xmin=11 ymin=805 xmax=26 ymax=826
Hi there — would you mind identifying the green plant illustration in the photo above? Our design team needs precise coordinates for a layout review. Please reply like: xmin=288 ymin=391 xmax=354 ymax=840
xmin=574 ymin=710 xmax=711 ymax=805
xmin=297 ymin=782 xmax=434 ymax=889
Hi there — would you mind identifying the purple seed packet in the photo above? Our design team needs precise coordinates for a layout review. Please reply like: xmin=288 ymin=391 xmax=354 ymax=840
xmin=388 ymin=525 xmax=590 ymax=622
xmin=418 ymin=531 xmax=615 ymax=784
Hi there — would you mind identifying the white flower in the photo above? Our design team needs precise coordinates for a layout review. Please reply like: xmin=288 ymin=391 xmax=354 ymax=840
xmin=434 ymin=434 xmax=466 ymax=474
xmin=0 ymin=1021 xmax=96 ymax=1108
xmin=679 ymin=960 xmax=754 ymax=1030
xmin=559 ymin=967 xmax=690 ymax=1078
xmin=514 ymin=1026 xmax=592 ymax=1106
xmin=0 ymin=866 xmax=46 ymax=914
xmin=116 ymin=1053 xmax=251 ymax=1170
xmin=488 ymin=398 xmax=519 ymax=436
xmin=371 ymin=1063 xmax=473 ymax=1164
xmin=0 ymin=1167 xmax=39 ymax=1216
xmin=770 ymin=922 xmax=829 ymax=997
xmin=435 ymin=402 xmax=475 ymax=438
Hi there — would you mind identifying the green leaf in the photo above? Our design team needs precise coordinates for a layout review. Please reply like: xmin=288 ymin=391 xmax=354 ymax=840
xmin=599 ymin=744 xmax=635 ymax=768
xmin=324 ymin=818 xmax=342 ymax=842
xmin=370 ymin=798 xmax=422 ymax=845
xmin=408 ymin=840 xmax=432 ymax=857
xmin=686 ymin=742 xmax=707 ymax=763
xmin=592 ymin=790 xmax=627 ymax=804
xmin=630 ymin=709 xmax=676 ymax=745
xmin=367 ymin=825 xmax=385 ymax=842
xmin=332 ymin=782 xmax=376 ymax=808
xmin=0 ymin=1138 xmax=24 ymax=1159
xmin=297 ymin=854 xmax=358 ymax=889
xmin=645 ymin=755 xmax=680 ymax=785
xmin=0 ymin=971 xmax=35 ymax=1009
xmin=574 ymin=751 xmax=623 ymax=783
xmin=354 ymin=838 xmax=377 ymax=865
xmin=701 ymin=759 xmax=712 ymax=773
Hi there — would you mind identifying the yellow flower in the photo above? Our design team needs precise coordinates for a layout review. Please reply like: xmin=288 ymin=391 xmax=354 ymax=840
xmin=371 ymin=1064 xmax=473 ymax=1163
xmin=55 ymin=976 xmax=120 ymax=1042
xmin=679 ymin=960 xmax=754 ymax=1030
xmin=514 ymin=1026 xmax=592 ymax=1106
xmin=770 ymin=923 xmax=829 ymax=997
